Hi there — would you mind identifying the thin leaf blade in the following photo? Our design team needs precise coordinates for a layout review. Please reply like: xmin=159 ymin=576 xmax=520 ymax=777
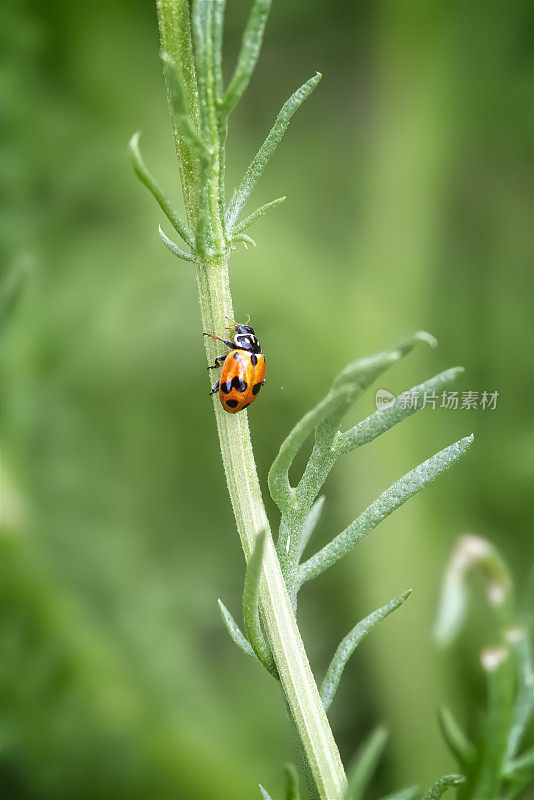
xmin=158 ymin=226 xmax=195 ymax=261
xmin=321 ymin=591 xmax=411 ymax=711
xmin=221 ymin=0 xmax=272 ymax=114
xmin=129 ymin=132 xmax=194 ymax=247
xmin=299 ymin=435 xmax=474 ymax=586
xmin=233 ymin=196 xmax=286 ymax=235
xmin=337 ymin=367 xmax=465 ymax=455
xmin=218 ymin=598 xmax=258 ymax=661
xmin=296 ymin=333 xmax=439 ymax=510
xmin=226 ymin=72 xmax=322 ymax=232
xmin=421 ymin=775 xmax=464 ymax=800
xmin=243 ymin=532 xmax=278 ymax=677
xmin=345 ymin=726 xmax=389 ymax=800
xmin=299 ymin=496 xmax=325 ymax=559
xmin=284 ymin=763 xmax=300 ymax=800
xmin=437 ymin=707 xmax=476 ymax=765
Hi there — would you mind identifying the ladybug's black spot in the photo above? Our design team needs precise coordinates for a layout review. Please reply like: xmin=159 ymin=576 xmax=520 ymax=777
xmin=242 ymin=403 xmax=250 ymax=409
xmin=252 ymin=382 xmax=262 ymax=395
xmin=221 ymin=380 xmax=232 ymax=394
xmin=232 ymin=376 xmax=247 ymax=392
xmin=233 ymin=352 xmax=240 ymax=359
xmin=250 ymin=354 xmax=258 ymax=366
xmin=226 ymin=399 xmax=238 ymax=408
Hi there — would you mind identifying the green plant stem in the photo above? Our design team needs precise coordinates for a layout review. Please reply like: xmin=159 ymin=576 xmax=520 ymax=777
xmin=156 ymin=2 xmax=347 ymax=796
xmin=195 ymin=254 xmax=347 ymax=799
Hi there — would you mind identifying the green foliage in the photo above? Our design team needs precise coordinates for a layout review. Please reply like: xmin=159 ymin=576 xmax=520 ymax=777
xmin=220 ymin=0 xmax=271 ymax=115
xmin=284 ymin=762 xmax=301 ymax=800
xmin=218 ymin=534 xmax=278 ymax=677
xmin=129 ymin=131 xmax=194 ymax=251
xmin=242 ymin=532 xmax=278 ymax=677
xmin=298 ymin=434 xmax=472 ymax=588
xmin=268 ymin=332 xmax=471 ymax=607
xmin=258 ymin=763 xmax=301 ymax=800
xmin=421 ymin=775 xmax=464 ymax=800
xmin=217 ymin=329 xmax=473 ymax=729
xmin=345 ymin=726 xmax=389 ymax=800
xmin=224 ymin=72 xmax=322 ymax=233
xmin=2 ymin=0 xmax=532 ymax=798
xmin=434 ymin=538 xmax=534 ymax=800
xmin=437 ymin=708 xmax=476 ymax=766
xmin=217 ymin=599 xmax=258 ymax=662
xmin=131 ymin=0 xmax=320 ymax=262
xmin=321 ymin=591 xmax=412 ymax=712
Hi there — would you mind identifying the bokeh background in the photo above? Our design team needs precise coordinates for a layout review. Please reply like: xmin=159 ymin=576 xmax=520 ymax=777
xmin=1 ymin=1 xmax=532 ymax=798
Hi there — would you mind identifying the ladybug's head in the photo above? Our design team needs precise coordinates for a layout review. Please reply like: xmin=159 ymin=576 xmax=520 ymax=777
xmin=231 ymin=321 xmax=261 ymax=354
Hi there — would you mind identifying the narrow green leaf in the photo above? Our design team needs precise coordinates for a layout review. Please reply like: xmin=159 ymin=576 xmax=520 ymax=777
xmin=329 ymin=332 xmax=435 ymax=416
xmin=271 ymin=332 xmax=438 ymax=512
xmin=269 ymin=386 xmax=352 ymax=510
xmin=474 ymin=646 xmax=515 ymax=800
xmin=129 ymin=132 xmax=194 ymax=247
xmin=321 ymin=591 xmax=411 ymax=711
xmin=392 ymin=329 xmax=437 ymax=354
xmin=243 ymin=532 xmax=278 ymax=677
xmin=378 ymin=787 xmax=420 ymax=800
xmin=232 ymin=232 xmax=257 ymax=249
xmin=284 ymin=763 xmax=300 ymax=800
xmin=505 ymin=747 xmax=534 ymax=777
xmin=336 ymin=367 xmax=464 ymax=455
xmin=299 ymin=435 xmax=474 ymax=586
xmin=299 ymin=496 xmax=325 ymax=559
xmin=507 ymin=625 xmax=534 ymax=760
xmin=437 ymin=707 xmax=476 ymax=765
xmin=217 ymin=598 xmax=258 ymax=661
xmin=233 ymin=196 xmax=286 ymax=235
xmin=421 ymin=775 xmax=464 ymax=800
xmin=226 ymin=72 xmax=322 ymax=232
xmin=259 ymin=786 xmax=275 ymax=800
xmin=346 ymin=726 xmax=389 ymax=800
xmin=158 ymin=226 xmax=195 ymax=262
xmin=220 ymin=0 xmax=272 ymax=114
xmin=297 ymin=333 xmax=437 ymax=510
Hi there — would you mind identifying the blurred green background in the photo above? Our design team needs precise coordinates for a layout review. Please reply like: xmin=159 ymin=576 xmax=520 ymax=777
xmin=1 ymin=1 xmax=532 ymax=798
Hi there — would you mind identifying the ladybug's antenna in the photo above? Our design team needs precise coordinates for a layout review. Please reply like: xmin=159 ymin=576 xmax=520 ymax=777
xmin=225 ymin=313 xmax=250 ymax=330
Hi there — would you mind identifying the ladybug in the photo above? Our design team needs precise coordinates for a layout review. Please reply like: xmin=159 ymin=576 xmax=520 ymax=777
xmin=203 ymin=319 xmax=266 ymax=414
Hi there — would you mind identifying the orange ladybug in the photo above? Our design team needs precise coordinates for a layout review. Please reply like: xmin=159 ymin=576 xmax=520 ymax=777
xmin=203 ymin=319 xmax=266 ymax=414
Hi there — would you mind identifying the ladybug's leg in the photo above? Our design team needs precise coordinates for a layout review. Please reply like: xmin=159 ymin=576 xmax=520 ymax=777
xmin=203 ymin=332 xmax=235 ymax=349
xmin=207 ymin=354 xmax=226 ymax=370
xmin=209 ymin=380 xmax=220 ymax=395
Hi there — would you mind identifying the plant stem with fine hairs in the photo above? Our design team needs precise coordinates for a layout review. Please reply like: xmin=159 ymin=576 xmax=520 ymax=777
xmin=155 ymin=1 xmax=347 ymax=796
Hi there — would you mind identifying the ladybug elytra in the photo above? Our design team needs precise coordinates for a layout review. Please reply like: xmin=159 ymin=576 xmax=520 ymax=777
xmin=204 ymin=319 xmax=266 ymax=414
